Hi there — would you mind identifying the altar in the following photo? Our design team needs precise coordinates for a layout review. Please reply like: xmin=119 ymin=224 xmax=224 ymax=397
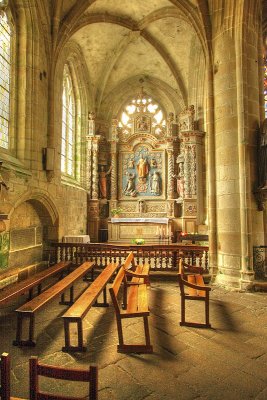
xmin=108 ymin=218 xmax=172 ymax=243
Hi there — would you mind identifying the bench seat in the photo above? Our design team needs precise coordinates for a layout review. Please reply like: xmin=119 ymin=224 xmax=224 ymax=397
xmin=0 ymin=261 xmax=72 ymax=307
xmin=62 ymin=262 xmax=119 ymax=352
xmin=13 ymin=261 xmax=94 ymax=347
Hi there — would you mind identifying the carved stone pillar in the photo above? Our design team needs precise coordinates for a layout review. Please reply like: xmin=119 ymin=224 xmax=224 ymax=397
xmin=91 ymin=137 xmax=101 ymax=200
xmin=167 ymin=148 xmax=175 ymax=200
xmin=110 ymin=119 xmax=119 ymax=202
xmin=178 ymin=105 xmax=204 ymax=233
xmin=85 ymin=137 xmax=92 ymax=195
xmin=180 ymin=131 xmax=204 ymax=232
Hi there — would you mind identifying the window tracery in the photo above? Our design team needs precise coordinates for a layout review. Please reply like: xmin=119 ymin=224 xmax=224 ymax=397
xmin=61 ymin=65 xmax=75 ymax=176
xmin=0 ymin=11 xmax=11 ymax=149
xmin=118 ymin=89 xmax=166 ymax=138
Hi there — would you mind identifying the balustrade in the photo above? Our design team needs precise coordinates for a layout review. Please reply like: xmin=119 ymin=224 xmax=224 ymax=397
xmin=51 ymin=243 xmax=209 ymax=273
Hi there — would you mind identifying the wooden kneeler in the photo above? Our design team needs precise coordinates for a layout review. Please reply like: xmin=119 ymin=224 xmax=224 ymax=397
xmin=178 ymin=260 xmax=211 ymax=328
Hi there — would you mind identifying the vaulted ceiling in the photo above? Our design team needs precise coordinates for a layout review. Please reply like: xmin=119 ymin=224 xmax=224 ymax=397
xmin=50 ymin=0 xmax=206 ymax=120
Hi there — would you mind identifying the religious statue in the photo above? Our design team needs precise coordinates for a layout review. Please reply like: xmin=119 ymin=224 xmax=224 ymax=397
xmin=137 ymin=154 xmax=149 ymax=180
xmin=137 ymin=116 xmax=148 ymax=131
xmin=258 ymin=119 xmax=267 ymax=189
xmin=99 ymin=165 xmax=112 ymax=199
xmin=137 ymin=199 xmax=146 ymax=214
xmin=124 ymin=172 xmax=136 ymax=196
xmin=150 ymin=158 xmax=157 ymax=168
xmin=150 ymin=171 xmax=161 ymax=195
xmin=128 ymin=158 xmax=135 ymax=168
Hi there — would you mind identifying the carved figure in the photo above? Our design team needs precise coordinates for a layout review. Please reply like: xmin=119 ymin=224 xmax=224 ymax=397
xmin=124 ymin=172 xmax=136 ymax=196
xmin=99 ymin=165 xmax=112 ymax=199
xmin=138 ymin=199 xmax=146 ymax=214
xmin=258 ymin=119 xmax=267 ymax=189
xmin=150 ymin=171 xmax=161 ymax=195
xmin=137 ymin=154 xmax=149 ymax=179
xmin=128 ymin=158 xmax=135 ymax=168
xmin=137 ymin=117 xmax=148 ymax=131
xmin=150 ymin=158 xmax=157 ymax=168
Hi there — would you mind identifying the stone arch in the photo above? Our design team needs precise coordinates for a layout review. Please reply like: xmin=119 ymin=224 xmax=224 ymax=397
xmin=7 ymin=190 xmax=59 ymax=270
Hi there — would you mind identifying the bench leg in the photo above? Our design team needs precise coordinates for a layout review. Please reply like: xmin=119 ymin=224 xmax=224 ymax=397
xmin=60 ymin=286 xmax=74 ymax=305
xmin=93 ymin=286 xmax=109 ymax=307
xmin=37 ymin=283 xmax=42 ymax=295
xmin=117 ymin=316 xmax=153 ymax=354
xmin=143 ymin=316 xmax=153 ymax=352
xmin=62 ymin=319 xmax=86 ymax=353
xmin=205 ymin=293 xmax=211 ymax=328
xmin=116 ymin=316 xmax=124 ymax=348
xmin=180 ymin=296 xmax=186 ymax=326
xmin=13 ymin=313 xmax=36 ymax=347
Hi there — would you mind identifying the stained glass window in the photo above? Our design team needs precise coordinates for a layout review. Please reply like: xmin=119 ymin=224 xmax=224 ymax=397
xmin=118 ymin=89 xmax=166 ymax=136
xmin=61 ymin=65 xmax=75 ymax=176
xmin=0 ymin=12 xmax=11 ymax=149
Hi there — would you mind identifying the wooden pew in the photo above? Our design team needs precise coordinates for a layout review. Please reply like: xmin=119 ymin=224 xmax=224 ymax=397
xmin=62 ymin=262 xmax=120 ymax=352
xmin=123 ymin=251 xmax=150 ymax=285
xmin=13 ymin=261 xmax=95 ymax=347
xmin=109 ymin=266 xmax=153 ymax=353
xmin=178 ymin=259 xmax=211 ymax=328
xmin=29 ymin=356 xmax=98 ymax=400
xmin=0 ymin=261 xmax=72 ymax=307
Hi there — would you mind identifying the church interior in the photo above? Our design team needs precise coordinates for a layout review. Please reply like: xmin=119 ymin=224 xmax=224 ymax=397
xmin=0 ymin=0 xmax=267 ymax=399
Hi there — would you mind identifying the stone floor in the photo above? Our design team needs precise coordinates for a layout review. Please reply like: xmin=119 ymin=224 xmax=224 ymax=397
xmin=0 ymin=276 xmax=267 ymax=400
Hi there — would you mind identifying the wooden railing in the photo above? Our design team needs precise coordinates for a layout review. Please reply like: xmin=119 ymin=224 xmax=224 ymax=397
xmin=51 ymin=243 xmax=209 ymax=273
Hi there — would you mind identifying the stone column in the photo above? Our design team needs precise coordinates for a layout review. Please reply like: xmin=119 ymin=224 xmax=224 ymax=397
xmin=85 ymin=137 xmax=92 ymax=195
xmin=91 ymin=137 xmax=100 ymax=200
xmin=109 ymin=119 xmax=119 ymax=206
xmin=178 ymin=107 xmax=204 ymax=233
xmin=167 ymin=147 xmax=175 ymax=200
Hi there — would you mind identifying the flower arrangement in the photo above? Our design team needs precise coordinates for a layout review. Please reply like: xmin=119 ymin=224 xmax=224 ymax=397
xmin=111 ymin=207 xmax=123 ymax=217
xmin=132 ymin=238 xmax=145 ymax=245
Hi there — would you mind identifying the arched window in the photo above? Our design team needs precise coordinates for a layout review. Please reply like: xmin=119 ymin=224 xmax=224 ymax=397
xmin=61 ymin=65 xmax=75 ymax=176
xmin=118 ymin=89 xmax=166 ymax=137
xmin=0 ymin=11 xmax=11 ymax=149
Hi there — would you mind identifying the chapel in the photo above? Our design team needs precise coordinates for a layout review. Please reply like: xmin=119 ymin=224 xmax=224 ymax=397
xmin=0 ymin=1 xmax=267 ymax=399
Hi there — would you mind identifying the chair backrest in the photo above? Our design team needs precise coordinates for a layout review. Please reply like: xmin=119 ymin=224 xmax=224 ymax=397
xmin=29 ymin=357 xmax=98 ymax=400
xmin=0 ymin=352 xmax=10 ymax=400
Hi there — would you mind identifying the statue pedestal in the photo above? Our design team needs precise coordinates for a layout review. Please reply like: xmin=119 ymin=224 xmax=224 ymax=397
xmin=108 ymin=218 xmax=172 ymax=243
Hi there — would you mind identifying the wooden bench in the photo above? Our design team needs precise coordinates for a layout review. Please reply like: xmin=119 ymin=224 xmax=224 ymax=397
xmin=109 ymin=265 xmax=153 ymax=353
xmin=13 ymin=261 xmax=95 ymax=347
xmin=123 ymin=251 xmax=150 ymax=286
xmin=0 ymin=261 xmax=72 ymax=307
xmin=62 ymin=262 xmax=120 ymax=352
xmin=178 ymin=260 xmax=211 ymax=328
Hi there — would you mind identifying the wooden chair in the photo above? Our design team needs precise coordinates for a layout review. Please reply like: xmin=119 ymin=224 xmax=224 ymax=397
xmin=178 ymin=259 xmax=211 ymax=328
xmin=29 ymin=356 xmax=98 ymax=400
xmin=0 ymin=353 xmax=10 ymax=400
